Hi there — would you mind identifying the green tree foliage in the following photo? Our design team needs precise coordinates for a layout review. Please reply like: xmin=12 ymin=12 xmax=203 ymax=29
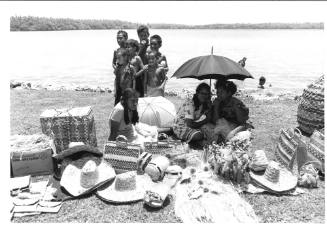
xmin=10 ymin=16 xmax=324 ymax=31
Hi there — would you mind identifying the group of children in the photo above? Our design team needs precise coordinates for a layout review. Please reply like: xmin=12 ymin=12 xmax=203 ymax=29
xmin=112 ymin=25 xmax=169 ymax=105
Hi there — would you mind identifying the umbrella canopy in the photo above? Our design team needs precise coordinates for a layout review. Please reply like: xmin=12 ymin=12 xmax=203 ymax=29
xmin=137 ymin=96 xmax=176 ymax=128
xmin=172 ymin=55 xmax=253 ymax=80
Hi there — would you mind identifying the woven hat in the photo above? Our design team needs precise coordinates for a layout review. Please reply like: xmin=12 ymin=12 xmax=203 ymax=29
xmin=60 ymin=155 xmax=116 ymax=197
xmin=249 ymin=150 xmax=269 ymax=172
xmin=250 ymin=161 xmax=297 ymax=193
xmin=96 ymin=171 xmax=152 ymax=203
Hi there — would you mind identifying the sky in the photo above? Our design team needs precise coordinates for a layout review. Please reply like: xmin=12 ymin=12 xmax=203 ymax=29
xmin=3 ymin=1 xmax=327 ymax=25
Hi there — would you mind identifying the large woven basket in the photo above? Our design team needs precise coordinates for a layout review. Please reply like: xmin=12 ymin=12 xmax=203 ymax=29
xmin=307 ymin=129 xmax=325 ymax=163
xmin=297 ymin=75 xmax=324 ymax=135
xmin=275 ymin=128 xmax=303 ymax=168
xmin=40 ymin=106 xmax=97 ymax=153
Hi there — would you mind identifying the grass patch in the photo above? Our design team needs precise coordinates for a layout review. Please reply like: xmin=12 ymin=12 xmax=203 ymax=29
xmin=10 ymin=89 xmax=324 ymax=223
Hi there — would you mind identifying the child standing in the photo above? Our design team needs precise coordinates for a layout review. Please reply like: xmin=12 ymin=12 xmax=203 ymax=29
xmin=112 ymin=30 xmax=128 ymax=71
xmin=114 ymin=48 xmax=136 ymax=105
xmin=143 ymin=51 xmax=168 ymax=97
xmin=137 ymin=25 xmax=150 ymax=65
xmin=146 ymin=34 xmax=169 ymax=73
xmin=126 ymin=39 xmax=145 ymax=97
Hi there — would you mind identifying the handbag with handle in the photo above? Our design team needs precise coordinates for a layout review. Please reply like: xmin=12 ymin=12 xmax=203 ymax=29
xmin=307 ymin=129 xmax=325 ymax=174
xmin=144 ymin=140 xmax=182 ymax=156
xmin=274 ymin=128 xmax=303 ymax=168
xmin=103 ymin=135 xmax=141 ymax=173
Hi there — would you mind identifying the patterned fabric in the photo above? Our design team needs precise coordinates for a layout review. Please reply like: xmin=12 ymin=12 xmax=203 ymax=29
xmin=173 ymin=98 xmax=205 ymax=142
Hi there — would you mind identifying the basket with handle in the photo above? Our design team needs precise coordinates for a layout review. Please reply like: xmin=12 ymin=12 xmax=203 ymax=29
xmin=103 ymin=135 xmax=141 ymax=173
xmin=40 ymin=106 xmax=97 ymax=153
xmin=144 ymin=140 xmax=182 ymax=156
xmin=307 ymin=129 xmax=325 ymax=167
xmin=274 ymin=128 xmax=303 ymax=168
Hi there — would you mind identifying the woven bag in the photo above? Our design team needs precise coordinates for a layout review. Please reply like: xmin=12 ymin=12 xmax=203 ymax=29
xmin=40 ymin=106 xmax=97 ymax=153
xmin=144 ymin=140 xmax=182 ymax=156
xmin=297 ymin=75 xmax=324 ymax=135
xmin=103 ymin=135 xmax=141 ymax=173
xmin=307 ymin=129 xmax=325 ymax=164
xmin=275 ymin=128 xmax=303 ymax=168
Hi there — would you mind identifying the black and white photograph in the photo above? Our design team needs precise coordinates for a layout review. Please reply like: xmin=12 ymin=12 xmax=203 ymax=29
xmin=3 ymin=0 xmax=326 ymax=223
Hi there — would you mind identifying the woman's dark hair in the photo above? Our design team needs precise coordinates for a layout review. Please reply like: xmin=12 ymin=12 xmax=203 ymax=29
xmin=137 ymin=25 xmax=149 ymax=36
xmin=150 ymin=34 xmax=162 ymax=47
xmin=192 ymin=82 xmax=211 ymax=112
xmin=117 ymin=30 xmax=128 ymax=39
xmin=120 ymin=88 xmax=139 ymax=125
xmin=215 ymin=80 xmax=237 ymax=95
xmin=126 ymin=39 xmax=140 ymax=53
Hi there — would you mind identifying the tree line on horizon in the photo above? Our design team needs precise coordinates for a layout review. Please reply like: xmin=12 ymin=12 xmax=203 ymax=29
xmin=10 ymin=16 xmax=324 ymax=31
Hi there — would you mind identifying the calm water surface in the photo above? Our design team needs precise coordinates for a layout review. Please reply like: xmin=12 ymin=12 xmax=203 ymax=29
xmin=9 ymin=29 xmax=324 ymax=94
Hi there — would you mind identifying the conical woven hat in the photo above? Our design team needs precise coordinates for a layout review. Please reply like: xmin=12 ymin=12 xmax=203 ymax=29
xmin=96 ymin=171 xmax=152 ymax=203
xmin=250 ymin=161 xmax=297 ymax=193
xmin=60 ymin=155 xmax=116 ymax=197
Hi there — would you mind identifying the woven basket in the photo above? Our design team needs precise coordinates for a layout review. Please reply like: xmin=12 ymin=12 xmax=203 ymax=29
xmin=144 ymin=140 xmax=182 ymax=156
xmin=307 ymin=129 xmax=325 ymax=163
xmin=40 ymin=106 xmax=97 ymax=153
xmin=297 ymin=75 xmax=324 ymax=135
xmin=103 ymin=136 xmax=141 ymax=173
xmin=275 ymin=128 xmax=303 ymax=168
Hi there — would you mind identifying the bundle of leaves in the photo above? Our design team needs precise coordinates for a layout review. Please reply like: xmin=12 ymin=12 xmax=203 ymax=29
xmin=206 ymin=131 xmax=253 ymax=189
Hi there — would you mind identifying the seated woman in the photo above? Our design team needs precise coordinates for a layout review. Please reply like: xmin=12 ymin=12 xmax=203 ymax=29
xmin=173 ymin=83 xmax=213 ymax=143
xmin=211 ymin=80 xmax=250 ymax=142
xmin=108 ymin=88 xmax=158 ymax=144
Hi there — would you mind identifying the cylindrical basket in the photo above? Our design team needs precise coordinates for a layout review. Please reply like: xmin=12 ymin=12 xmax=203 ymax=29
xmin=297 ymin=75 xmax=324 ymax=135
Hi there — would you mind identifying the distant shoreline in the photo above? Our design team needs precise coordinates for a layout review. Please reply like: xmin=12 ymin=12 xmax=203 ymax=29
xmin=10 ymin=16 xmax=324 ymax=31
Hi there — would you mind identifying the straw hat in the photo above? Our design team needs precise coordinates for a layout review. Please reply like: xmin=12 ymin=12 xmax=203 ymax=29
xmin=96 ymin=171 xmax=152 ymax=203
xmin=60 ymin=155 xmax=116 ymax=197
xmin=250 ymin=161 xmax=297 ymax=193
xmin=249 ymin=150 xmax=269 ymax=172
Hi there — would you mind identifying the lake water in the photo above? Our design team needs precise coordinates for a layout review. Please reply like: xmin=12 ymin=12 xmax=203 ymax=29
xmin=9 ymin=29 xmax=324 ymax=95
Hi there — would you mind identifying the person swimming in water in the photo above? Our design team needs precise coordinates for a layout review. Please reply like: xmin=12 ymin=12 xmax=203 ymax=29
xmin=258 ymin=76 xmax=266 ymax=89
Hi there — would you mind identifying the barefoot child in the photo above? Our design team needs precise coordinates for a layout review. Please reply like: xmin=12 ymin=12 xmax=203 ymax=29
xmin=112 ymin=30 xmax=128 ymax=71
xmin=136 ymin=25 xmax=150 ymax=97
xmin=126 ymin=39 xmax=146 ymax=97
xmin=143 ymin=51 xmax=168 ymax=97
xmin=146 ymin=34 xmax=169 ymax=73
xmin=137 ymin=25 xmax=150 ymax=65
xmin=114 ymin=48 xmax=136 ymax=105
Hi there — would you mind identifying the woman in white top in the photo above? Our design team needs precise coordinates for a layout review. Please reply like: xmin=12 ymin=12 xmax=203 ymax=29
xmin=108 ymin=88 xmax=157 ymax=143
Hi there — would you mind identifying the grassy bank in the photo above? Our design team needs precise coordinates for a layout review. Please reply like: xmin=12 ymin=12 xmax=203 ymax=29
xmin=10 ymin=89 xmax=325 ymax=223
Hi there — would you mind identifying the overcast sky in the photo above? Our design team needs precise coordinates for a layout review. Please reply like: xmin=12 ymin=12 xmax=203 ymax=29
xmin=4 ymin=1 xmax=327 ymax=25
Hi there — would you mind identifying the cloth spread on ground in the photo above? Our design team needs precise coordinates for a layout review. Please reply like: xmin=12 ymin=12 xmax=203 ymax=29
xmin=174 ymin=166 xmax=258 ymax=223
